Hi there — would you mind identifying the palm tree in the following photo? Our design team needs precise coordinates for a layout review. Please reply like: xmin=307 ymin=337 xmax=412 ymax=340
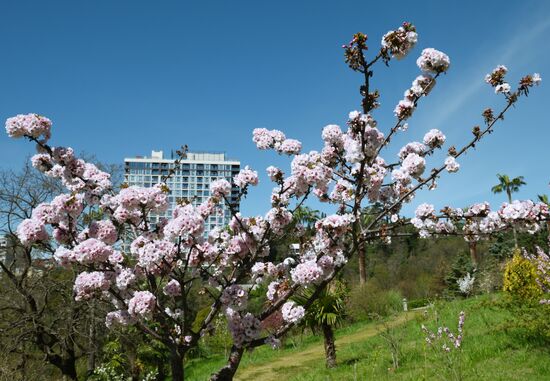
xmin=538 ymin=194 xmax=550 ymax=239
xmin=293 ymin=206 xmax=322 ymax=231
xmin=491 ymin=174 xmax=526 ymax=248
xmin=294 ymin=280 xmax=347 ymax=368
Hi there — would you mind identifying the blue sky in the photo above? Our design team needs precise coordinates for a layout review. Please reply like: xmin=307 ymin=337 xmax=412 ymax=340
xmin=1 ymin=0 xmax=549 ymax=216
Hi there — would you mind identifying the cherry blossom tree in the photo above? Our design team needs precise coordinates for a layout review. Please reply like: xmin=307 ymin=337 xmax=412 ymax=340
xmin=5 ymin=22 xmax=546 ymax=380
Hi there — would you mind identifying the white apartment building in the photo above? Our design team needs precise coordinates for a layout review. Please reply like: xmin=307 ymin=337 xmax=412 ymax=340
xmin=124 ymin=150 xmax=240 ymax=232
xmin=0 ymin=235 xmax=8 ymax=266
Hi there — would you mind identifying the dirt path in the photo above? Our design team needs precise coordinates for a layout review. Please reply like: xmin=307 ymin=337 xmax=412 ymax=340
xmin=235 ymin=312 xmax=417 ymax=381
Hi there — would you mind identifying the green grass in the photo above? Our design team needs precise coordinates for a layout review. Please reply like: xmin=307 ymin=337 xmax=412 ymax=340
xmin=185 ymin=294 xmax=550 ymax=380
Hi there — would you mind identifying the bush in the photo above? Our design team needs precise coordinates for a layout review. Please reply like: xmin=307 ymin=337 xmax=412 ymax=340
xmin=408 ymin=298 xmax=430 ymax=309
xmin=500 ymin=250 xmax=550 ymax=344
xmin=347 ymin=282 xmax=403 ymax=321
xmin=503 ymin=251 xmax=542 ymax=301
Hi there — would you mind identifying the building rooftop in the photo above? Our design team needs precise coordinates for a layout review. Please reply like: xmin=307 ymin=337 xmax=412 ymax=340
xmin=125 ymin=150 xmax=240 ymax=164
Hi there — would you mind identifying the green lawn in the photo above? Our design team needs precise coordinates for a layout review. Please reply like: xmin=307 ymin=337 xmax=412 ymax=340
xmin=185 ymin=294 xmax=550 ymax=380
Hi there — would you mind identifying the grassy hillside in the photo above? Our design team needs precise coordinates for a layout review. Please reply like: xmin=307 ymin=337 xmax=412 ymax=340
xmin=185 ymin=294 xmax=550 ymax=380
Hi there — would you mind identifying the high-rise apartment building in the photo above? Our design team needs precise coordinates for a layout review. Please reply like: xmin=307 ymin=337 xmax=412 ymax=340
xmin=124 ymin=150 xmax=240 ymax=232
xmin=0 ymin=235 xmax=9 ymax=268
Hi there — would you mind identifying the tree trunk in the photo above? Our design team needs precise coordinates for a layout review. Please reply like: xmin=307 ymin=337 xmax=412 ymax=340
xmin=43 ymin=347 xmax=78 ymax=380
xmin=358 ymin=250 xmax=367 ymax=285
xmin=507 ymin=190 xmax=519 ymax=248
xmin=57 ymin=357 xmax=78 ymax=381
xmin=170 ymin=345 xmax=185 ymax=381
xmin=129 ymin=349 xmax=140 ymax=381
xmin=87 ymin=302 xmax=96 ymax=377
xmin=156 ymin=362 xmax=166 ymax=381
xmin=512 ymin=227 xmax=519 ymax=248
xmin=469 ymin=241 xmax=478 ymax=268
xmin=509 ymin=224 xmax=519 ymax=248
xmin=210 ymin=346 xmax=244 ymax=381
xmin=322 ymin=322 xmax=336 ymax=368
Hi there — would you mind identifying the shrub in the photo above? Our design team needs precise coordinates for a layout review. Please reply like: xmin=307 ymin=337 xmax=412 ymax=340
xmin=347 ymin=283 xmax=403 ymax=321
xmin=500 ymin=248 xmax=550 ymax=344
xmin=503 ymin=251 xmax=542 ymax=301
xmin=408 ymin=298 xmax=430 ymax=309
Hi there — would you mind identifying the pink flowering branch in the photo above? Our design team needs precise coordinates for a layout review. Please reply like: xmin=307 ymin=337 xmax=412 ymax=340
xmin=364 ymin=83 xmax=535 ymax=237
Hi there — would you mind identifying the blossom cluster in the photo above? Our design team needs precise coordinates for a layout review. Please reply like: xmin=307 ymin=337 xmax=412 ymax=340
xmin=290 ymin=151 xmax=333 ymax=197
xmin=131 ymin=237 xmax=177 ymax=274
xmin=398 ymin=142 xmax=426 ymax=160
xmin=16 ymin=219 xmax=49 ymax=246
xmin=226 ymin=308 xmax=262 ymax=347
xmin=291 ymin=259 xmax=324 ymax=285
xmin=485 ymin=65 xmax=508 ymax=87
xmin=395 ymin=74 xmax=438 ymax=120
xmin=32 ymin=146 xmax=111 ymax=202
xmin=416 ymin=48 xmax=450 ymax=74
xmin=281 ymin=301 xmax=305 ymax=323
xmin=128 ymin=291 xmax=156 ymax=319
xmin=209 ymin=178 xmax=232 ymax=198
xmin=486 ymin=65 xmax=542 ymax=96
xmin=102 ymin=184 xmax=168 ymax=224
xmin=457 ymin=273 xmax=475 ymax=296
xmin=265 ymin=207 xmax=293 ymax=233
xmin=394 ymin=48 xmax=449 ymax=121
xmin=381 ymin=22 xmax=418 ymax=59
xmin=498 ymin=200 xmax=549 ymax=234
xmin=105 ymin=310 xmax=134 ymax=328
xmin=220 ymin=285 xmax=248 ymax=311
xmin=5 ymin=113 xmax=52 ymax=142
xmin=412 ymin=200 xmax=548 ymax=240
xmin=444 ymin=156 xmax=460 ymax=173
xmin=89 ymin=220 xmax=118 ymax=245
xmin=17 ymin=192 xmax=87 ymax=246
xmin=423 ymin=129 xmax=446 ymax=149
xmin=233 ymin=166 xmax=259 ymax=188
xmin=74 ymin=271 xmax=111 ymax=301
xmin=163 ymin=279 xmax=182 ymax=296
xmin=163 ymin=204 xmax=205 ymax=240
xmin=252 ymin=128 xmax=302 ymax=155
xmin=485 ymin=65 xmax=511 ymax=93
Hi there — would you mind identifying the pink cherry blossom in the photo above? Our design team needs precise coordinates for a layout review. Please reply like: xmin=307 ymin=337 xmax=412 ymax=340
xmin=74 ymin=271 xmax=111 ymax=301
xmin=233 ymin=166 xmax=259 ymax=188
xmin=417 ymin=48 xmax=450 ymax=74
xmin=127 ymin=291 xmax=156 ymax=319
xmin=163 ymin=279 xmax=182 ymax=296
xmin=5 ymin=113 xmax=52 ymax=141
xmin=281 ymin=301 xmax=305 ymax=323
xmin=16 ymin=218 xmax=48 ymax=246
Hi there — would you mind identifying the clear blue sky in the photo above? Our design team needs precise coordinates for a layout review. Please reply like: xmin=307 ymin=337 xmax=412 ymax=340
xmin=1 ymin=0 xmax=549 ymax=216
